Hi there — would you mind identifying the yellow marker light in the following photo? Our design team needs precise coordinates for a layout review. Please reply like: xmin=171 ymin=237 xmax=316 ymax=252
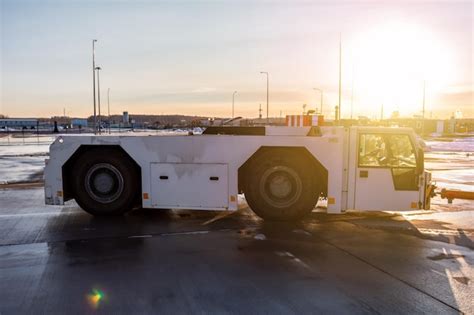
xmin=230 ymin=195 xmax=236 ymax=202
xmin=57 ymin=191 xmax=63 ymax=197
xmin=410 ymin=202 xmax=418 ymax=209
xmin=328 ymin=197 xmax=336 ymax=205
xmin=143 ymin=193 xmax=149 ymax=200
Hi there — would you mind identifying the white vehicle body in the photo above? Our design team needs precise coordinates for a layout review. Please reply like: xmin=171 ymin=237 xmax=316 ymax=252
xmin=44 ymin=126 xmax=432 ymax=219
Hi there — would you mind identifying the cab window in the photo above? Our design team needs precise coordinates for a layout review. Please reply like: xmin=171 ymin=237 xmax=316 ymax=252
xmin=359 ymin=134 xmax=416 ymax=168
xmin=359 ymin=134 xmax=388 ymax=167
xmin=387 ymin=135 xmax=416 ymax=168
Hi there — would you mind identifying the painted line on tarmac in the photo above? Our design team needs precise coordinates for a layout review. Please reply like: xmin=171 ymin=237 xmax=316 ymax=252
xmin=418 ymin=228 xmax=474 ymax=236
xmin=0 ymin=211 xmax=75 ymax=218
xmin=0 ymin=228 xmax=237 ymax=247
xmin=128 ymin=235 xmax=153 ymax=239
xmin=161 ymin=230 xmax=210 ymax=236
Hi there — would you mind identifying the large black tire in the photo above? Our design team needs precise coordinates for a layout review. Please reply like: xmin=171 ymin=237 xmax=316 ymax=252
xmin=243 ymin=150 xmax=320 ymax=221
xmin=71 ymin=148 xmax=140 ymax=216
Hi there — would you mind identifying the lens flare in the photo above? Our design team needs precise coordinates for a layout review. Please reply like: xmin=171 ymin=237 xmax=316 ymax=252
xmin=87 ymin=289 xmax=104 ymax=309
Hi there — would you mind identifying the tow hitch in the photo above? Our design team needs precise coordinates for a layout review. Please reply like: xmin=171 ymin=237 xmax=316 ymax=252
xmin=439 ymin=188 xmax=474 ymax=204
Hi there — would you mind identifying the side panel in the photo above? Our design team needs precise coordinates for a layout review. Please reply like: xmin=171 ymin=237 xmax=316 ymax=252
xmin=319 ymin=128 xmax=345 ymax=213
xmin=341 ymin=128 xmax=350 ymax=211
xmin=353 ymin=129 xmax=423 ymax=211
xmin=150 ymin=163 xmax=229 ymax=209
xmin=119 ymin=130 xmax=345 ymax=212
xmin=346 ymin=127 xmax=358 ymax=209
xmin=46 ymin=128 xmax=346 ymax=213
xmin=354 ymin=168 xmax=420 ymax=210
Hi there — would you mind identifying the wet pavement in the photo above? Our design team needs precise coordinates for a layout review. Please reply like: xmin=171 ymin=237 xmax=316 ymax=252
xmin=1 ymin=188 xmax=473 ymax=314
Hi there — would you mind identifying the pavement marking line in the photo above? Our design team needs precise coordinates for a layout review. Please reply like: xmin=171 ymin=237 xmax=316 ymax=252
xmin=275 ymin=251 xmax=313 ymax=271
xmin=418 ymin=228 xmax=474 ymax=237
xmin=431 ymin=269 xmax=449 ymax=278
xmin=0 ymin=212 xmax=75 ymax=218
xmin=128 ymin=235 xmax=152 ymax=239
xmin=0 ymin=228 xmax=238 ymax=248
xmin=316 ymin=236 xmax=462 ymax=313
xmin=202 ymin=209 xmax=244 ymax=225
xmin=161 ymin=230 xmax=211 ymax=236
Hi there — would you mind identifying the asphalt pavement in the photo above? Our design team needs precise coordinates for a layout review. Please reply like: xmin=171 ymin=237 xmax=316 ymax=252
xmin=0 ymin=188 xmax=472 ymax=314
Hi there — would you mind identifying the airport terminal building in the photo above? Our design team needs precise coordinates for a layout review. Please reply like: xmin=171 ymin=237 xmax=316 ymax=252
xmin=0 ymin=118 xmax=38 ymax=128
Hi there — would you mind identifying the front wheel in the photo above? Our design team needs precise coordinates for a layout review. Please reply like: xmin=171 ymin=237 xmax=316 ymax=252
xmin=243 ymin=150 xmax=320 ymax=221
xmin=71 ymin=149 xmax=140 ymax=216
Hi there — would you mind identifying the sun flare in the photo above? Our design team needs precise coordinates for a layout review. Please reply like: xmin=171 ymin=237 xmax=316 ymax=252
xmin=349 ymin=21 xmax=455 ymax=116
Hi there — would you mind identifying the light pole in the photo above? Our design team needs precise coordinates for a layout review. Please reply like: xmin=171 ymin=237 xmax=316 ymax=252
xmin=232 ymin=91 xmax=237 ymax=118
xmin=313 ymin=88 xmax=323 ymax=115
xmin=350 ymin=65 xmax=355 ymax=121
xmin=95 ymin=66 xmax=102 ymax=134
xmin=350 ymin=81 xmax=354 ymax=121
xmin=107 ymin=88 xmax=111 ymax=134
xmin=338 ymin=35 xmax=342 ymax=122
xmin=422 ymin=80 xmax=426 ymax=135
xmin=260 ymin=71 xmax=269 ymax=123
xmin=92 ymin=39 xmax=98 ymax=134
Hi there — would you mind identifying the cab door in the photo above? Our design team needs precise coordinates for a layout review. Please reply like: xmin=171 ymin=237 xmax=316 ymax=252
xmin=354 ymin=133 xmax=420 ymax=210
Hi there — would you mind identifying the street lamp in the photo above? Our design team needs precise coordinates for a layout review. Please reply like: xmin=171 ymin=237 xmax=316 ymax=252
xmin=92 ymin=39 xmax=98 ymax=134
xmin=260 ymin=71 xmax=269 ymax=123
xmin=338 ymin=35 xmax=342 ymax=122
xmin=232 ymin=91 xmax=237 ymax=118
xmin=313 ymin=88 xmax=323 ymax=115
xmin=95 ymin=66 xmax=102 ymax=134
xmin=422 ymin=80 xmax=426 ymax=135
xmin=107 ymin=88 xmax=111 ymax=134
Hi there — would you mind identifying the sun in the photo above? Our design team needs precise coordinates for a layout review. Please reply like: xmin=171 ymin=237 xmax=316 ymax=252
xmin=348 ymin=21 xmax=454 ymax=117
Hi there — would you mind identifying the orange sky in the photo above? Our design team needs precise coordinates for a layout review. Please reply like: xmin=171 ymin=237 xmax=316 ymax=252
xmin=1 ymin=1 xmax=472 ymax=119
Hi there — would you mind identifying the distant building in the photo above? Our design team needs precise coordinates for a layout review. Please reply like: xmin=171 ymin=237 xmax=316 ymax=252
xmin=387 ymin=117 xmax=474 ymax=135
xmin=72 ymin=119 xmax=88 ymax=128
xmin=123 ymin=111 xmax=129 ymax=124
xmin=0 ymin=118 xmax=38 ymax=128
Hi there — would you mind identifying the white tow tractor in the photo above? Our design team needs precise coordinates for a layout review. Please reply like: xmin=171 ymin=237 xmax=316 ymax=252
xmin=44 ymin=126 xmax=433 ymax=220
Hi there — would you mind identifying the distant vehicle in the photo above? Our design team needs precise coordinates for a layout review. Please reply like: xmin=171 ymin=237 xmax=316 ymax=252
xmin=44 ymin=126 xmax=433 ymax=220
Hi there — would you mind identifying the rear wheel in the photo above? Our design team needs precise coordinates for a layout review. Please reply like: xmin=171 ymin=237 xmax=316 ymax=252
xmin=71 ymin=149 xmax=140 ymax=216
xmin=243 ymin=150 xmax=320 ymax=221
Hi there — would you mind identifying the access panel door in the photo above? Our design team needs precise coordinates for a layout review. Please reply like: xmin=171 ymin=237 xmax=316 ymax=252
xmin=150 ymin=163 xmax=229 ymax=209
xmin=354 ymin=133 xmax=420 ymax=211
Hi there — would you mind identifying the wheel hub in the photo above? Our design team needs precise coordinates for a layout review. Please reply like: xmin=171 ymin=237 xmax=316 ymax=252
xmin=260 ymin=165 xmax=303 ymax=208
xmin=93 ymin=172 xmax=115 ymax=194
xmin=268 ymin=174 xmax=292 ymax=198
xmin=85 ymin=163 xmax=124 ymax=203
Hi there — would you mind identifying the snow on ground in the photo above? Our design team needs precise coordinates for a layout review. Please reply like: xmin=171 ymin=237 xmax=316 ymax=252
xmin=424 ymin=137 xmax=473 ymax=191
xmin=0 ymin=136 xmax=54 ymax=184
xmin=424 ymin=136 xmax=474 ymax=212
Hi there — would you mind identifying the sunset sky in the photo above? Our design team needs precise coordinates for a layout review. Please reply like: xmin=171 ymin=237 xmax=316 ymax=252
xmin=1 ymin=0 xmax=472 ymax=119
